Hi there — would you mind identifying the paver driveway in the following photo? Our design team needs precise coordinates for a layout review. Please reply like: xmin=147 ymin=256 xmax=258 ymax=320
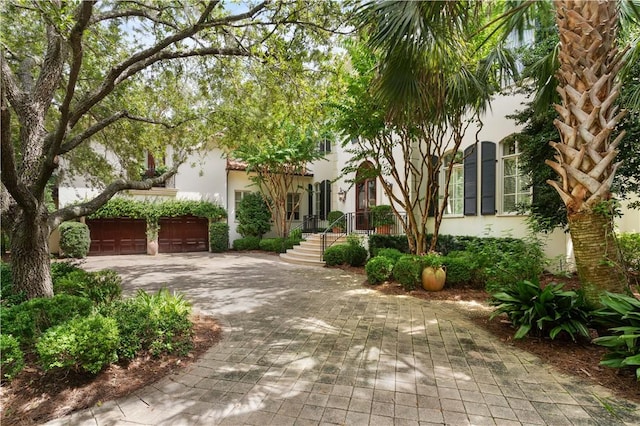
xmin=48 ymin=252 xmax=640 ymax=425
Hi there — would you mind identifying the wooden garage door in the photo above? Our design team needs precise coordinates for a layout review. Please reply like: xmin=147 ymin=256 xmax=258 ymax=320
xmin=158 ymin=216 xmax=209 ymax=253
xmin=86 ymin=218 xmax=147 ymax=256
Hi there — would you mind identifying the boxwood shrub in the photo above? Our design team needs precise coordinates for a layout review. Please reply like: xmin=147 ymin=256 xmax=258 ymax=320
xmin=59 ymin=221 xmax=91 ymax=258
xmin=36 ymin=314 xmax=120 ymax=374
xmin=232 ymin=236 xmax=261 ymax=251
xmin=209 ymin=222 xmax=229 ymax=253
xmin=365 ymin=256 xmax=394 ymax=285
xmin=392 ymin=255 xmax=424 ymax=291
xmin=375 ymin=248 xmax=403 ymax=264
xmin=442 ymin=251 xmax=477 ymax=287
xmin=324 ymin=244 xmax=349 ymax=266
xmin=1 ymin=334 xmax=24 ymax=381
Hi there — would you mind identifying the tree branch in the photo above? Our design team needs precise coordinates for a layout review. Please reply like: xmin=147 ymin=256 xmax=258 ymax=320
xmin=90 ymin=9 xmax=179 ymax=29
xmin=48 ymin=166 xmax=178 ymax=229
xmin=33 ymin=24 xmax=65 ymax=111
xmin=0 ymin=52 xmax=27 ymax=109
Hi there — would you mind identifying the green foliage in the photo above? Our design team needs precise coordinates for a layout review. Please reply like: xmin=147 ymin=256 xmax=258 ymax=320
xmin=100 ymin=289 xmax=193 ymax=359
xmin=365 ymin=256 xmax=394 ymax=285
xmin=323 ymin=244 xmax=349 ymax=266
xmin=90 ymin=198 xmax=227 ymax=222
xmin=36 ymin=314 xmax=119 ymax=374
xmin=442 ymin=252 xmax=477 ymax=287
xmin=50 ymin=260 xmax=84 ymax=283
xmin=327 ymin=211 xmax=346 ymax=230
xmin=0 ymin=262 xmax=26 ymax=308
xmin=369 ymin=235 xmax=410 ymax=256
xmin=1 ymin=334 xmax=24 ymax=381
xmin=618 ymin=233 xmax=640 ymax=272
xmin=592 ymin=293 xmax=640 ymax=380
xmin=289 ymin=228 xmax=303 ymax=241
xmin=209 ymin=222 xmax=229 ymax=253
xmin=375 ymin=248 xmax=403 ymax=264
xmin=370 ymin=205 xmax=395 ymax=227
xmin=490 ymin=280 xmax=591 ymax=341
xmin=421 ymin=252 xmax=443 ymax=268
xmin=346 ymin=244 xmax=368 ymax=267
xmin=232 ymin=237 xmax=261 ymax=251
xmin=467 ymin=236 xmax=545 ymax=293
xmin=259 ymin=237 xmax=300 ymax=253
xmin=1 ymin=294 xmax=93 ymax=345
xmin=392 ymin=255 xmax=424 ymax=291
xmin=59 ymin=221 xmax=91 ymax=258
xmin=237 ymin=193 xmax=271 ymax=238
xmin=54 ymin=269 xmax=122 ymax=305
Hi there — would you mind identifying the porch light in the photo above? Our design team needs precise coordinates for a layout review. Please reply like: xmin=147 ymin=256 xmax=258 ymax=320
xmin=338 ymin=187 xmax=347 ymax=202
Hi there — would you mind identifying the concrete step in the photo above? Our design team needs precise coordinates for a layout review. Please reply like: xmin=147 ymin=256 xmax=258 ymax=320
xmin=279 ymin=252 xmax=325 ymax=267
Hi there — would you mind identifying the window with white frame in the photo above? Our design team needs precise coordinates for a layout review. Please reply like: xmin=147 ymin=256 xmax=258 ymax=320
xmin=440 ymin=152 xmax=464 ymax=216
xmin=287 ymin=193 xmax=301 ymax=220
xmin=234 ymin=191 xmax=252 ymax=221
xmin=501 ymin=139 xmax=531 ymax=213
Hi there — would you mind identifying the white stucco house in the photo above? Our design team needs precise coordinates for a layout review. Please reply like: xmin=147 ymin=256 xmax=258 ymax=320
xmin=56 ymin=90 xmax=639 ymax=266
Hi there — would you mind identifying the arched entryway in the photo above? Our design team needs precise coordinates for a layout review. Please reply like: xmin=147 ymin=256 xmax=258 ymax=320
xmin=355 ymin=162 xmax=376 ymax=230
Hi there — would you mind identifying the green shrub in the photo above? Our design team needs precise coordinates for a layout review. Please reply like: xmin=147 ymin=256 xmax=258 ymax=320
xmin=618 ymin=232 xmax=640 ymax=273
xmin=1 ymin=334 xmax=24 ymax=381
xmin=490 ymin=280 xmax=591 ymax=341
xmin=375 ymin=248 xmax=403 ymax=264
xmin=392 ymin=255 xmax=424 ymax=291
xmin=289 ymin=228 xmax=303 ymax=241
xmin=51 ymin=260 xmax=84 ymax=284
xmin=209 ymin=222 xmax=229 ymax=253
xmin=0 ymin=262 xmax=26 ymax=308
xmin=369 ymin=235 xmax=410 ymax=256
xmin=232 ymin=236 xmax=261 ymax=251
xmin=443 ymin=253 xmax=476 ymax=286
xmin=102 ymin=289 xmax=193 ymax=359
xmin=54 ymin=269 xmax=122 ymax=305
xmin=324 ymin=244 xmax=349 ymax=266
xmin=366 ymin=257 xmax=395 ymax=285
xmin=592 ymin=292 xmax=640 ymax=380
xmin=468 ymin=236 xmax=545 ymax=293
xmin=36 ymin=314 xmax=119 ymax=374
xmin=259 ymin=238 xmax=288 ymax=253
xmin=1 ymin=294 xmax=93 ymax=345
xmin=346 ymin=244 xmax=368 ymax=267
xmin=236 ymin=193 xmax=271 ymax=238
xmin=59 ymin=221 xmax=91 ymax=258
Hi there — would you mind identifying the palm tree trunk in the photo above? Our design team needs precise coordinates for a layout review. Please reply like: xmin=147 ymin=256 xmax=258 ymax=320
xmin=550 ymin=0 xmax=628 ymax=303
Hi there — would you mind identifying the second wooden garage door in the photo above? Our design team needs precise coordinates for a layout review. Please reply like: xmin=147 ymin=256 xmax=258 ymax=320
xmin=158 ymin=216 xmax=209 ymax=253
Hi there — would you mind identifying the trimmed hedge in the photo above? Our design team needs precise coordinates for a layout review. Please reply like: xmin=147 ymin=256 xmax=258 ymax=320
xmin=369 ymin=235 xmax=410 ymax=256
xmin=233 ymin=236 xmax=261 ymax=251
xmin=392 ymin=255 xmax=425 ymax=291
xmin=324 ymin=244 xmax=349 ymax=266
xmin=209 ymin=222 xmax=229 ymax=253
xmin=59 ymin=221 xmax=91 ymax=258
xmin=366 ymin=256 xmax=394 ymax=285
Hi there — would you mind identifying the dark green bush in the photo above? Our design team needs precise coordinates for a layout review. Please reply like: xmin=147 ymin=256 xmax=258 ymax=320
xmin=0 ymin=262 xmax=26 ymax=308
xmin=365 ymin=256 xmax=394 ymax=284
xmin=209 ymin=222 xmax=229 ymax=253
xmin=236 ymin=192 xmax=271 ymax=238
xmin=442 ymin=252 xmax=477 ymax=286
xmin=392 ymin=255 xmax=424 ymax=291
xmin=346 ymin=244 xmax=368 ymax=267
xmin=369 ymin=235 xmax=410 ymax=256
xmin=259 ymin=238 xmax=288 ymax=253
xmin=1 ymin=294 xmax=93 ymax=345
xmin=490 ymin=280 xmax=591 ymax=341
xmin=36 ymin=314 xmax=119 ymax=374
xmin=51 ymin=260 xmax=84 ymax=284
xmin=232 ymin=236 xmax=261 ymax=251
xmin=59 ymin=221 xmax=91 ymax=258
xmin=54 ymin=269 xmax=122 ymax=305
xmin=1 ymin=334 xmax=24 ymax=381
xmin=289 ymin=228 xmax=303 ymax=241
xmin=618 ymin=233 xmax=640 ymax=280
xmin=324 ymin=244 xmax=349 ymax=266
xmin=101 ymin=289 xmax=193 ymax=359
xmin=592 ymin=292 xmax=640 ymax=380
xmin=375 ymin=248 xmax=403 ymax=264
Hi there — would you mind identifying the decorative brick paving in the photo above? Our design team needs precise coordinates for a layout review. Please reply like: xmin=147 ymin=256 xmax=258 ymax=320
xmin=46 ymin=253 xmax=640 ymax=425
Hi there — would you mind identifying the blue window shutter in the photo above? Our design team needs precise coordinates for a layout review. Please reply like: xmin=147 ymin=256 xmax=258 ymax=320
xmin=481 ymin=141 xmax=496 ymax=215
xmin=464 ymin=145 xmax=477 ymax=216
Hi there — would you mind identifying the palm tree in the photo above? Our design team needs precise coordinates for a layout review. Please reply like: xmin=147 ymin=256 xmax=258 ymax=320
xmin=359 ymin=0 xmax=637 ymax=303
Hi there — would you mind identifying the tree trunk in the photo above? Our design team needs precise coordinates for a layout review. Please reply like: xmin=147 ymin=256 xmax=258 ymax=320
xmin=10 ymin=207 xmax=54 ymax=299
xmin=549 ymin=0 xmax=628 ymax=303
xmin=568 ymin=210 xmax=624 ymax=305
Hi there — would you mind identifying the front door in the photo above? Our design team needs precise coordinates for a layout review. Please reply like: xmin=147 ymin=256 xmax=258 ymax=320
xmin=355 ymin=163 xmax=376 ymax=230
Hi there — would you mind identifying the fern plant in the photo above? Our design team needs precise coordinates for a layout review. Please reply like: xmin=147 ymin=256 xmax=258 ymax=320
xmin=592 ymin=292 xmax=640 ymax=380
xmin=490 ymin=280 xmax=592 ymax=341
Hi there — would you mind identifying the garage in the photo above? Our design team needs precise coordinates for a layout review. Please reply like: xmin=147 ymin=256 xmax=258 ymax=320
xmin=158 ymin=215 xmax=209 ymax=253
xmin=86 ymin=218 xmax=147 ymax=255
